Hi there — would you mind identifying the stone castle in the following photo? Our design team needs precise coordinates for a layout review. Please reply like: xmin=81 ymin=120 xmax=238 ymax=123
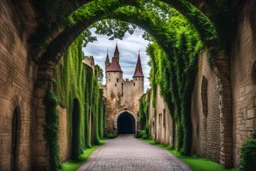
xmin=1 ymin=0 xmax=256 ymax=169
xmin=103 ymin=45 xmax=144 ymax=134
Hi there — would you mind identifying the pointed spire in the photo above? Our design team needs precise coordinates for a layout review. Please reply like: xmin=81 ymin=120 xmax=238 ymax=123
xmin=105 ymin=49 xmax=110 ymax=69
xmin=114 ymin=43 xmax=120 ymax=63
xmin=106 ymin=49 xmax=109 ymax=62
xmin=133 ymin=51 xmax=144 ymax=78
xmin=115 ymin=43 xmax=119 ymax=52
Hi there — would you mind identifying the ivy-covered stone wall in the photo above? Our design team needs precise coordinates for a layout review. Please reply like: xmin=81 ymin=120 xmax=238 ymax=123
xmin=42 ymin=35 xmax=105 ymax=170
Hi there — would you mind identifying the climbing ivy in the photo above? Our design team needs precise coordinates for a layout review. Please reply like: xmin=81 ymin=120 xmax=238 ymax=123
xmin=140 ymin=8 xmax=203 ymax=154
xmin=43 ymin=89 xmax=61 ymax=171
xmin=53 ymin=34 xmax=104 ymax=160
xmin=138 ymin=92 xmax=151 ymax=139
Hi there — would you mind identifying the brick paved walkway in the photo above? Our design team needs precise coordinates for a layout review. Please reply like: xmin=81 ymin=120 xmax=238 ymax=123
xmin=77 ymin=134 xmax=191 ymax=171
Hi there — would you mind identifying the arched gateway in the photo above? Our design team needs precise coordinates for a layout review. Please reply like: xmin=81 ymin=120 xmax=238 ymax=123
xmin=114 ymin=109 xmax=138 ymax=134
xmin=117 ymin=112 xmax=135 ymax=134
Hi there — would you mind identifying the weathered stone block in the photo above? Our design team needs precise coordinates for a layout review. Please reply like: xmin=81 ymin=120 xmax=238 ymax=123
xmin=247 ymin=107 xmax=256 ymax=119
xmin=246 ymin=119 xmax=253 ymax=128
xmin=245 ymin=118 xmax=256 ymax=131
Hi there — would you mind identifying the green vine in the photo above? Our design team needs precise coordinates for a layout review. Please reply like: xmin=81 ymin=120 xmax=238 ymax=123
xmin=43 ymin=89 xmax=61 ymax=171
xmin=53 ymin=34 xmax=104 ymax=161
xmin=143 ymin=8 xmax=203 ymax=155
xmin=32 ymin=0 xmax=224 ymax=62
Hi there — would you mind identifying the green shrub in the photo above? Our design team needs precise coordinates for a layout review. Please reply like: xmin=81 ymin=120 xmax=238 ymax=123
xmin=137 ymin=130 xmax=149 ymax=139
xmin=136 ymin=130 xmax=143 ymax=138
xmin=137 ymin=130 xmax=145 ymax=138
xmin=106 ymin=133 xmax=117 ymax=139
xmin=252 ymin=130 xmax=256 ymax=139
xmin=239 ymin=130 xmax=256 ymax=171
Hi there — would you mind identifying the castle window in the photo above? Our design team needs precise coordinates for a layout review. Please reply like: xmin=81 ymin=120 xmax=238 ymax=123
xmin=115 ymin=84 xmax=117 ymax=87
xmin=163 ymin=109 xmax=166 ymax=128
xmin=116 ymin=78 xmax=119 ymax=83
xmin=133 ymin=83 xmax=135 ymax=86
xmin=201 ymin=76 xmax=208 ymax=118
xmin=109 ymin=73 xmax=110 ymax=75
xmin=159 ymin=113 xmax=162 ymax=125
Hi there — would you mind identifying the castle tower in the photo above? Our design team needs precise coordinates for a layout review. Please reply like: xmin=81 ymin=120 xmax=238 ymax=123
xmin=106 ymin=57 xmax=123 ymax=84
xmin=114 ymin=44 xmax=120 ymax=63
xmin=133 ymin=51 xmax=144 ymax=93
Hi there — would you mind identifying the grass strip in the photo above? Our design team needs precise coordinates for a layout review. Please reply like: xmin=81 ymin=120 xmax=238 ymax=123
xmin=60 ymin=140 xmax=104 ymax=171
xmin=138 ymin=138 xmax=237 ymax=171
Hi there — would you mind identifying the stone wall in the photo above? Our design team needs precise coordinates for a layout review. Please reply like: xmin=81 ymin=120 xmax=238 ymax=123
xmin=57 ymin=105 xmax=69 ymax=162
xmin=148 ymin=86 xmax=173 ymax=146
xmin=231 ymin=1 xmax=256 ymax=166
xmin=190 ymin=51 xmax=220 ymax=162
xmin=0 ymin=0 xmax=37 ymax=170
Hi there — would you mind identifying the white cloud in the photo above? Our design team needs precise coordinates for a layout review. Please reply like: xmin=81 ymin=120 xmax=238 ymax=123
xmin=83 ymin=28 xmax=151 ymax=92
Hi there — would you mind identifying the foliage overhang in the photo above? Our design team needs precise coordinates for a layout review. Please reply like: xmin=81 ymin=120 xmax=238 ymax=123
xmin=33 ymin=0 xmax=221 ymax=63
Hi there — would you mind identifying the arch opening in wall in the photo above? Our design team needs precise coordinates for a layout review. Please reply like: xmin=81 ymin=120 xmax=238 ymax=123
xmin=90 ymin=109 xmax=94 ymax=146
xmin=117 ymin=112 xmax=135 ymax=134
xmin=11 ymin=107 xmax=21 ymax=171
xmin=252 ymin=62 xmax=256 ymax=85
xmin=201 ymin=76 xmax=208 ymax=118
xmin=71 ymin=99 xmax=80 ymax=159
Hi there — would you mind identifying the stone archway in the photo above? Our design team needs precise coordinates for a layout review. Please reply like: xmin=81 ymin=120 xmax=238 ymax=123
xmin=114 ymin=109 xmax=137 ymax=134
xmin=117 ymin=112 xmax=135 ymax=134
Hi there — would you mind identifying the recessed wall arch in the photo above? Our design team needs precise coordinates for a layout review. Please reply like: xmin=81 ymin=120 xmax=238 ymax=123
xmin=7 ymin=95 xmax=26 ymax=171
xmin=201 ymin=76 xmax=208 ymax=118
xmin=251 ymin=62 xmax=256 ymax=85
xmin=71 ymin=98 xmax=81 ymax=159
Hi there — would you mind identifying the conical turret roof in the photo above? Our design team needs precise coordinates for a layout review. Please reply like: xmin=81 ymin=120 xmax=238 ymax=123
xmin=133 ymin=53 xmax=144 ymax=77
xmin=106 ymin=57 xmax=122 ymax=72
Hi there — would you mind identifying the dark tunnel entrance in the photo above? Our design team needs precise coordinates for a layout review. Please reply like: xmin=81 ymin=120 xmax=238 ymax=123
xmin=117 ymin=112 xmax=135 ymax=134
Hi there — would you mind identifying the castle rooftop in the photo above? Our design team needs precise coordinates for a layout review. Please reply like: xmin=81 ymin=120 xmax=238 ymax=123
xmin=106 ymin=57 xmax=122 ymax=72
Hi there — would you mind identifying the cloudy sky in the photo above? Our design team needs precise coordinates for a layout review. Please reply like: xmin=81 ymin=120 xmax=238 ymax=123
xmin=83 ymin=28 xmax=151 ymax=92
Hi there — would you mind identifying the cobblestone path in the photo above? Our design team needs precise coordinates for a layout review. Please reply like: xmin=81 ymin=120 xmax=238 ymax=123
xmin=77 ymin=134 xmax=191 ymax=171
